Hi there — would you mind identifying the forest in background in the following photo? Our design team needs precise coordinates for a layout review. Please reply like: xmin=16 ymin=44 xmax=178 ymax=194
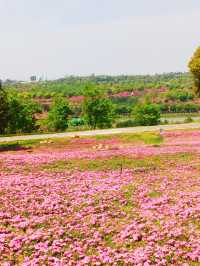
xmin=1 ymin=72 xmax=200 ymax=134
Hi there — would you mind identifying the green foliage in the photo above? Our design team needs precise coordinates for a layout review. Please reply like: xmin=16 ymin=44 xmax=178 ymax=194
xmin=47 ymin=97 xmax=71 ymax=131
xmin=157 ymin=103 xmax=169 ymax=113
xmin=115 ymin=105 xmax=132 ymax=115
xmin=169 ymin=103 xmax=200 ymax=113
xmin=0 ymin=82 xmax=9 ymax=134
xmin=188 ymin=46 xmax=200 ymax=96
xmin=5 ymin=72 xmax=192 ymax=98
xmin=157 ymin=103 xmax=200 ymax=113
xmin=116 ymin=119 xmax=136 ymax=128
xmin=166 ymin=90 xmax=194 ymax=102
xmin=112 ymin=97 xmax=138 ymax=115
xmin=2 ymin=73 xmax=197 ymax=134
xmin=133 ymin=104 xmax=161 ymax=126
xmin=6 ymin=94 xmax=41 ymax=134
xmin=69 ymin=117 xmax=85 ymax=127
xmin=83 ymin=86 xmax=115 ymax=129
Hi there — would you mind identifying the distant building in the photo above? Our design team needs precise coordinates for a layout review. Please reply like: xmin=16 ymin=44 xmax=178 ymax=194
xmin=30 ymin=75 xmax=37 ymax=82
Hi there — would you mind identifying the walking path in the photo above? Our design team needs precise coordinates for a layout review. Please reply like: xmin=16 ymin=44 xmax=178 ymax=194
xmin=0 ymin=123 xmax=200 ymax=143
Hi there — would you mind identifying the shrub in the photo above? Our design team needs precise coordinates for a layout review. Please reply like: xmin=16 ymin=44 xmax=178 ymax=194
xmin=0 ymin=81 xmax=9 ymax=134
xmin=115 ymin=105 xmax=132 ymax=115
xmin=169 ymin=103 xmax=200 ymax=113
xmin=116 ymin=119 xmax=136 ymax=128
xmin=69 ymin=118 xmax=85 ymax=127
xmin=166 ymin=90 xmax=194 ymax=102
xmin=157 ymin=103 xmax=169 ymax=113
xmin=47 ymin=97 xmax=71 ymax=131
xmin=83 ymin=86 xmax=115 ymax=129
xmin=6 ymin=94 xmax=41 ymax=134
xmin=133 ymin=104 xmax=161 ymax=126
xmin=184 ymin=103 xmax=200 ymax=113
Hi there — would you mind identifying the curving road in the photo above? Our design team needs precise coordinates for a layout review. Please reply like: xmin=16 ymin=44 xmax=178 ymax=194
xmin=0 ymin=123 xmax=200 ymax=143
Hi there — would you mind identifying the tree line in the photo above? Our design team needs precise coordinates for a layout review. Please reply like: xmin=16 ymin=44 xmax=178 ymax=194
xmin=0 ymin=82 xmax=161 ymax=134
xmin=1 ymin=45 xmax=200 ymax=135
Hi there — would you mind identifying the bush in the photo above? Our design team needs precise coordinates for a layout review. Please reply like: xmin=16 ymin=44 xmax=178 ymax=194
xmin=184 ymin=103 xmax=200 ymax=113
xmin=6 ymin=94 xmax=41 ymax=134
xmin=166 ymin=90 xmax=194 ymax=102
xmin=116 ymin=119 xmax=136 ymax=128
xmin=115 ymin=105 xmax=132 ymax=115
xmin=169 ymin=103 xmax=200 ymax=113
xmin=157 ymin=103 xmax=169 ymax=113
xmin=69 ymin=118 xmax=85 ymax=127
xmin=83 ymin=86 xmax=115 ymax=129
xmin=47 ymin=97 xmax=71 ymax=131
xmin=0 ymin=82 xmax=9 ymax=134
xmin=133 ymin=104 xmax=161 ymax=126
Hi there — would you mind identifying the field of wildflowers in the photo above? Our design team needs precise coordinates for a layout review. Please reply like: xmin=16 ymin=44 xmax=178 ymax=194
xmin=1 ymin=131 xmax=200 ymax=265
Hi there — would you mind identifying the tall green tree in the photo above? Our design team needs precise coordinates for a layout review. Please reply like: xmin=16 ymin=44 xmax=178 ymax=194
xmin=188 ymin=46 xmax=200 ymax=96
xmin=7 ymin=94 xmax=41 ymax=133
xmin=133 ymin=103 xmax=161 ymax=126
xmin=0 ymin=80 xmax=9 ymax=134
xmin=83 ymin=86 xmax=115 ymax=129
xmin=47 ymin=97 xmax=71 ymax=131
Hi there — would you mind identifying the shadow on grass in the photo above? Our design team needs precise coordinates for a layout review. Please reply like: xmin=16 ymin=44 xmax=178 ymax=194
xmin=0 ymin=143 xmax=31 ymax=152
xmin=0 ymin=139 xmax=42 ymax=152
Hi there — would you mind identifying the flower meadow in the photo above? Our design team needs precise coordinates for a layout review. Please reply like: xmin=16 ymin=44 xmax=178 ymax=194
xmin=1 ymin=131 xmax=200 ymax=265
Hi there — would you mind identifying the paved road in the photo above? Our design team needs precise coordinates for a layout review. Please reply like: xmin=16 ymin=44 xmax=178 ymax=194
xmin=1 ymin=123 xmax=200 ymax=143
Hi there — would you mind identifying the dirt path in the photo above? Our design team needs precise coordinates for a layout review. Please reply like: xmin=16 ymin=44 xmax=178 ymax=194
xmin=1 ymin=123 xmax=200 ymax=143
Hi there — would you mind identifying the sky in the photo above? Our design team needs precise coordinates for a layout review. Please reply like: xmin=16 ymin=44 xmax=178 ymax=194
xmin=0 ymin=0 xmax=200 ymax=80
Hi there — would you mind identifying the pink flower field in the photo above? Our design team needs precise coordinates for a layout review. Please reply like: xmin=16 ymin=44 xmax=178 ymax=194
xmin=1 ymin=131 xmax=200 ymax=265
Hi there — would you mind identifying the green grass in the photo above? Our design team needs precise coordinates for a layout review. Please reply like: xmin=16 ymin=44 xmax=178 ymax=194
xmin=0 ymin=139 xmax=42 ymax=151
xmin=41 ymin=156 xmax=161 ymax=172
xmin=148 ymin=191 xmax=163 ymax=198
xmin=93 ymin=132 xmax=163 ymax=145
xmin=41 ymin=151 xmax=195 ymax=173
xmin=120 ymin=132 xmax=163 ymax=144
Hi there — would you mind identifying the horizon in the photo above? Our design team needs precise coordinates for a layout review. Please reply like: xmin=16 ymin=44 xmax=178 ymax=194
xmin=3 ymin=71 xmax=190 ymax=83
xmin=0 ymin=0 xmax=200 ymax=80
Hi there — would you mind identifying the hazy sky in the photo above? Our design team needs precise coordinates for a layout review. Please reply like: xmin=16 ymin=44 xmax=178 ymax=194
xmin=0 ymin=0 xmax=200 ymax=80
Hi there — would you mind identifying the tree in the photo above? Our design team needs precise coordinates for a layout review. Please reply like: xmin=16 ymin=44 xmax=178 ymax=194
xmin=7 ymin=94 xmax=41 ymax=133
xmin=83 ymin=86 xmax=115 ymax=129
xmin=133 ymin=104 xmax=161 ymax=126
xmin=0 ymin=80 xmax=9 ymax=134
xmin=47 ymin=97 xmax=71 ymax=131
xmin=188 ymin=46 xmax=200 ymax=96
